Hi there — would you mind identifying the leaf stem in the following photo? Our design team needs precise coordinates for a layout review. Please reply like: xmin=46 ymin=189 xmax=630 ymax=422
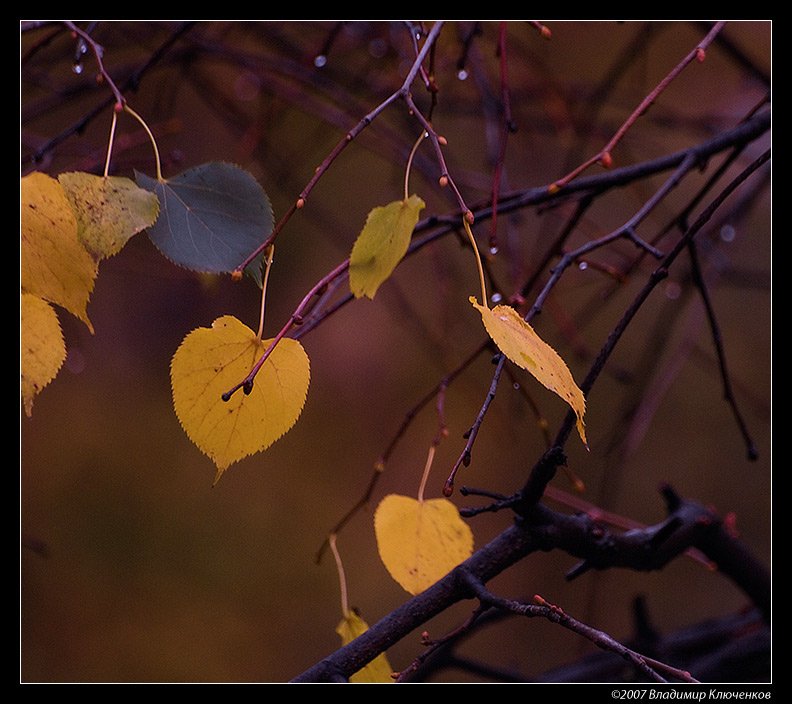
xmin=404 ymin=131 xmax=427 ymax=201
xmin=255 ymin=245 xmax=276 ymax=342
xmin=463 ymin=219 xmax=488 ymax=307
xmin=417 ymin=444 xmax=436 ymax=504
xmin=124 ymin=104 xmax=163 ymax=181
xmin=102 ymin=109 xmax=118 ymax=178
xmin=328 ymin=534 xmax=350 ymax=617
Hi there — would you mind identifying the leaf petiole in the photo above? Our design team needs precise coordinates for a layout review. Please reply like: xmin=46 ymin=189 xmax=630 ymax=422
xmin=255 ymin=245 xmax=276 ymax=342
xmin=103 ymin=109 xmax=118 ymax=178
xmin=124 ymin=104 xmax=163 ymax=182
xmin=404 ymin=131 xmax=427 ymax=201
xmin=464 ymin=218 xmax=488 ymax=308
xmin=328 ymin=533 xmax=350 ymax=617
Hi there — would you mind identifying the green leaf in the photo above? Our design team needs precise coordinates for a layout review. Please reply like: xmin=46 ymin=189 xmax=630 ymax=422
xmin=135 ymin=163 xmax=274 ymax=284
xmin=349 ymin=195 xmax=425 ymax=299
xmin=470 ymin=297 xmax=588 ymax=447
xmin=58 ymin=172 xmax=159 ymax=259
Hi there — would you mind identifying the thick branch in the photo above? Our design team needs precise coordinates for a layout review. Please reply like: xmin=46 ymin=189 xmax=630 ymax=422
xmin=292 ymin=487 xmax=768 ymax=682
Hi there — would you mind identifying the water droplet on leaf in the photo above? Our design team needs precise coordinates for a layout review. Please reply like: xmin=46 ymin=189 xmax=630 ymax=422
xmin=314 ymin=54 xmax=327 ymax=68
xmin=457 ymin=69 xmax=469 ymax=81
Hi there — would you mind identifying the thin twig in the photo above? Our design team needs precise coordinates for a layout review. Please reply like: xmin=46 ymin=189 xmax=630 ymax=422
xmin=444 ymin=354 xmax=505 ymax=496
xmin=234 ymin=22 xmax=446 ymax=274
xmin=395 ymin=603 xmax=491 ymax=682
xmin=24 ymin=22 xmax=196 ymax=166
xmin=314 ymin=343 xmax=486 ymax=564
xmin=549 ymin=22 xmax=726 ymax=191
xmin=520 ymin=148 xmax=770 ymax=505
xmin=488 ymin=22 xmax=515 ymax=251
xmin=460 ymin=573 xmax=698 ymax=683
xmin=687 ymin=240 xmax=758 ymax=460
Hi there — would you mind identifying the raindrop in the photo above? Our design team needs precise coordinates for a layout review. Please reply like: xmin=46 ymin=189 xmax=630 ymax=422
xmin=665 ymin=281 xmax=682 ymax=300
xmin=491 ymin=292 xmax=503 ymax=304
xmin=314 ymin=54 xmax=327 ymax=68
xmin=457 ymin=68 xmax=469 ymax=81
xmin=512 ymin=382 xmax=520 ymax=391
xmin=72 ymin=61 xmax=84 ymax=75
xmin=720 ymin=224 xmax=736 ymax=242
xmin=489 ymin=245 xmax=499 ymax=256
xmin=578 ymin=261 xmax=588 ymax=271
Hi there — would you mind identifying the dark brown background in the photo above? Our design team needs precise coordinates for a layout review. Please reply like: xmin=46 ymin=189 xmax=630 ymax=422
xmin=21 ymin=21 xmax=771 ymax=683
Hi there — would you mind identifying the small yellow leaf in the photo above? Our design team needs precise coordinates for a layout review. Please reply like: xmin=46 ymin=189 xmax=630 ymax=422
xmin=470 ymin=297 xmax=588 ymax=447
xmin=170 ymin=315 xmax=310 ymax=481
xmin=21 ymin=172 xmax=97 ymax=332
xmin=374 ymin=494 xmax=473 ymax=596
xmin=336 ymin=610 xmax=394 ymax=683
xmin=59 ymin=172 xmax=160 ymax=260
xmin=21 ymin=293 xmax=67 ymax=417
xmin=349 ymin=195 xmax=425 ymax=299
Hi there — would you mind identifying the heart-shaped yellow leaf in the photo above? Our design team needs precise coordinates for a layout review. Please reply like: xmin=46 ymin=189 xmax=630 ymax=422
xmin=470 ymin=297 xmax=588 ymax=447
xmin=374 ymin=494 xmax=473 ymax=595
xmin=349 ymin=195 xmax=425 ymax=299
xmin=21 ymin=293 xmax=67 ymax=417
xmin=58 ymin=172 xmax=160 ymax=260
xmin=170 ymin=315 xmax=310 ymax=482
xmin=336 ymin=610 xmax=394 ymax=683
xmin=21 ymin=172 xmax=97 ymax=332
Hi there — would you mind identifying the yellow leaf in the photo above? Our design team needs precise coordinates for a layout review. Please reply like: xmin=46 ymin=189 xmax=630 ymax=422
xmin=170 ymin=315 xmax=310 ymax=481
xmin=58 ymin=172 xmax=160 ymax=260
xmin=336 ymin=610 xmax=394 ymax=683
xmin=470 ymin=297 xmax=588 ymax=447
xmin=21 ymin=293 xmax=67 ymax=417
xmin=349 ymin=195 xmax=425 ymax=299
xmin=21 ymin=172 xmax=97 ymax=332
xmin=374 ymin=494 xmax=473 ymax=595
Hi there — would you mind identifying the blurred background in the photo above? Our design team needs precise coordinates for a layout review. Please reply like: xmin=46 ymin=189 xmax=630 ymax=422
xmin=21 ymin=21 xmax=771 ymax=683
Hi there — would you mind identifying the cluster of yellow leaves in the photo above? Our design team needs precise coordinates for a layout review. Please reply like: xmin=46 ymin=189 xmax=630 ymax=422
xmin=20 ymin=172 xmax=159 ymax=415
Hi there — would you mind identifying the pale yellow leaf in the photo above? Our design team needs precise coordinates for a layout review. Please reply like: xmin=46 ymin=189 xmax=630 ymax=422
xmin=21 ymin=293 xmax=67 ymax=417
xmin=349 ymin=195 xmax=425 ymax=299
xmin=21 ymin=172 xmax=97 ymax=332
xmin=59 ymin=172 xmax=160 ymax=259
xmin=374 ymin=494 xmax=474 ymax=596
xmin=170 ymin=315 xmax=310 ymax=481
xmin=470 ymin=297 xmax=588 ymax=447
xmin=336 ymin=610 xmax=394 ymax=683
